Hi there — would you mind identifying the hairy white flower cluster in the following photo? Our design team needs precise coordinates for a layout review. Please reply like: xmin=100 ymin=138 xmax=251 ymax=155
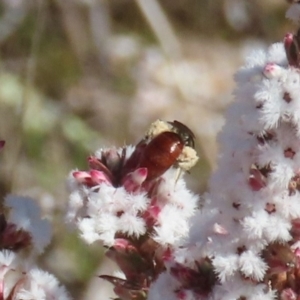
xmin=0 ymin=196 xmax=70 ymax=300
xmin=66 ymin=145 xmax=198 ymax=247
xmin=148 ymin=37 xmax=300 ymax=300
xmin=0 ymin=250 xmax=70 ymax=300
xmin=286 ymin=3 xmax=300 ymax=23
xmin=5 ymin=195 xmax=52 ymax=253
xmin=66 ymin=120 xmax=200 ymax=299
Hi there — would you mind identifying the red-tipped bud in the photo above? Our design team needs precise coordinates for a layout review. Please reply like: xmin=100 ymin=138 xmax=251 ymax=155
xmin=291 ymin=219 xmax=300 ymax=239
xmin=89 ymin=170 xmax=110 ymax=184
xmin=143 ymin=205 xmax=161 ymax=227
xmin=87 ymin=156 xmax=113 ymax=180
xmin=113 ymin=238 xmax=138 ymax=254
xmin=248 ymin=166 xmax=267 ymax=191
xmin=263 ymin=63 xmax=283 ymax=79
xmin=73 ymin=170 xmax=111 ymax=187
xmin=122 ymin=168 xmax=148 ymax=193
xmin=284 ymin=33 xmax=300 ymax=67
xmin=280 ymin=288 xmax=297 ymax=300
xmin=72 ymin=171 xmax=90 ymax=181
xmin=162 ymin=247 xmax=173 ymax=262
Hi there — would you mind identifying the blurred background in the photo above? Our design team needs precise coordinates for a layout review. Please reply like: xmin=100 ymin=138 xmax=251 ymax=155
xmin=0 ymin=0 xmax=293 ymax=298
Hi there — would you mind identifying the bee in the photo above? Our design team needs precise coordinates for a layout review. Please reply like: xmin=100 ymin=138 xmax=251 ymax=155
xmin=134 ymin=120 xmax=198 ymax=181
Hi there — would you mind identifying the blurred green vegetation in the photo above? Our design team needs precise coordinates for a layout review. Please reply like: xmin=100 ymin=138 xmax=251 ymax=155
xmin=0 ymin=0 xmax=293 ymax=298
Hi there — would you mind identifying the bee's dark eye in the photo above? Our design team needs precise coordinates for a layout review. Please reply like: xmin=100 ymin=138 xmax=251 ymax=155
xmin=168 ymin=120 xmax=195 ymax=148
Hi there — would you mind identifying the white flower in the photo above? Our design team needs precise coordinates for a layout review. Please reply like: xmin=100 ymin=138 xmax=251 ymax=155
xmin=238 ymin=250 xmax=268 ymax=281
xmin=212 ymin=277 xmax=276 ymax=300
xmin=14 ymin=268 xmax=71 ymax=300
xmin=147 ymin=272 xmax=180 ymax=300
xmin=0 ymin=250 xmax=18 ymax=278
xmin=118 ymin=213 xmax=146 ymax=236
xmin=212 ymin=255 xmax=239 ymax=283
xmin=286 ymin=3 xmax=300 ymax=23
xmin=153 ymin=204 xmax=192 ymax=246
xmin=4 ymin=195 xmax=52 ymax=253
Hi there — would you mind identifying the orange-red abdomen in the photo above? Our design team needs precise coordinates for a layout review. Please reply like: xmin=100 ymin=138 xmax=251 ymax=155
xmin=139 ymin=132 xmax=184 ymax=181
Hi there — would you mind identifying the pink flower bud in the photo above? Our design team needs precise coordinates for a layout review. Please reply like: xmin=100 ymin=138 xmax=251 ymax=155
xmin=113 ymin=238 xmax=138 ymax=254
xmin=291 ymin=219 xmax=300 ymax=239
xmin=281 ymin=288 xmax=297 ymax=300
xmin=284 ymin=33 xmax=300 ymax=67
xmin=263 ymin=63 xmax=283 ymax=79
xmin=122 ymin=168 xmax=148 ymax=192
xmin=73 ymin=170 xmax=111 ymax=186
xmin=248 ymin=166 xmax=267 ymax=191
xmin=143 ymin=205 xmax=161 ymax=227
xmin=88 ymin=156 xmax=113 ymax=181
xmin=89 ymin=170 xmax=111 ymax=185
xmin=162 ymin=247 xmax=173 ymax=262
xmin=72 ymin=170 xmax=88 ymax=180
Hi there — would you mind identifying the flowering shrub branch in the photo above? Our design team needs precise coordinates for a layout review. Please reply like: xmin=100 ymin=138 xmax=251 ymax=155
xmin=66 ymin=120 xmax=199 ymax=299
